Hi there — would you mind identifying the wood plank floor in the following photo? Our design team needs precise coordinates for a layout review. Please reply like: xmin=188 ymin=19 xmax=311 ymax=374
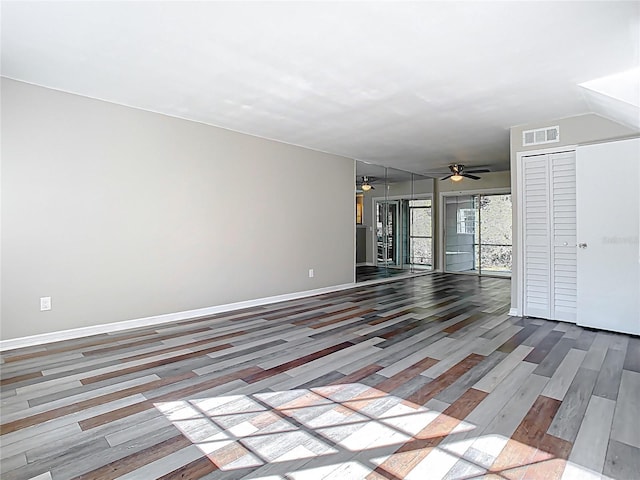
xmin=355 ymin=266 xmax=422 ymax=283
xmin=1 ymin=273 xmax=639 ymax=480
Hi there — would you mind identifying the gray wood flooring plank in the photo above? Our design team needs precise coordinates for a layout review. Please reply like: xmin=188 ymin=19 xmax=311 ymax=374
xmin=0 ymin=352 xmax=85 ymax=376
xmin=553 ymin=322 xmax=572 ymax=332
xmin=422 ymin=337 xmax=489 ymax=379
xmin=533 ymin=337 xmax=576 ymax=377
xmin=582 ymin=342 xmax=609 ymax=372
xmin=472 ymin=344 xmax=534 ymax=393
xmin=479 ymin=315 xmax=516 ymax=339
xmin=194 ymin=336 xmax=314 ymax=375
xmin=465 ymin=361 xmax=538 ymax=432
xmin=547 ymin=367 xmax=599 ymax=442
xmin=541 ymin=348 xmax=586 ymax=401
xmin=436 ymin=351 xmax=506 ymax=404
xmin=0 ymin=394 xmax=147 ymax=447
xmin=623 ymin=336 xmax=640 ymax=372
xmin=522 ymin=321 xmax=558 ymax=347
xmin=568 ymin=395 xmax=616 ymax=474
xmin=610 ymin=369 xmax=640 ymax=449
xmin=271 ymin=341 xmax=384 ymax=390
xmin=573 ymin=328 xmax=596 ymax=351
xmin=113 ymin=444 xmax=206 ymax=480
xmin=480 ymin=373 xmax=548 ymax=438
xmin=562 ymin=324 xmax=584 ymax=340
xmin=0 ymin=423 xmax=82 ymax=460
xmin=603 ymin=439 xmax=640 ymax=480
xmin=0 ymin=399 xmax=30 ymax=415
xmin=608 ymin=332 xmax=629 ymax=352
xmin=288 ymin=338 xmax=384 ymax=378
xmin=2 ymin=374 xmax=160 ymax=422
xmin=3 ymin=437 xmax=111 ymax=480
xmin=1 ymin=452 xmax=27 ymax=474
xmin=27 ymin=370 xmax=161 ymax=408
xmin=472 ymin=324 xmax=524 ymax=355
xmin=592 ymin=348 xmax=625 ymax=400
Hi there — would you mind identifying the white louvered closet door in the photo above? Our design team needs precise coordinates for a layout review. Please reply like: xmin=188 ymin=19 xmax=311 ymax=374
xmin=523 ymin=155 xmax=551 ymax=319
xmin=549 ymin=152 xmax=577 ymax=322
xmin=522 ymin=151 xmax=577 ymax=322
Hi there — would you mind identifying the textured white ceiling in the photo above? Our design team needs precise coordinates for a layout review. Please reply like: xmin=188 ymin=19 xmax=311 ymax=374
xmin=2 ymin=1 xmax=638 ymax=174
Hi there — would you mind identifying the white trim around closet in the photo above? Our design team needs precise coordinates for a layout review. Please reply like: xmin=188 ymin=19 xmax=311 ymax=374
xmin=513 ymin=145 xmax=577 ymax=317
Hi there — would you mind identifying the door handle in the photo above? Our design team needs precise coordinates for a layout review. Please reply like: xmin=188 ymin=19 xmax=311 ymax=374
xmin=578 ymin=243 xmax=588 ymax=249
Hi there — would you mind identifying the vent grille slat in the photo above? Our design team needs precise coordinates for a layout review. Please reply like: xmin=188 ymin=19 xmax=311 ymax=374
xmin=523 ymin=126 xmax=560 ymax=146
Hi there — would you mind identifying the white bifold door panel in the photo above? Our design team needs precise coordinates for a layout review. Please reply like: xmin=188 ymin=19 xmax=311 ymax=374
xmin=522 ymin=155 xmax=552 ymax=319
xmin=522 ymin=151 xmax=577 ymax=322
xmin=576 ymin=138 xmax=640 ymax=335
xmin=550 ymin=152 xmax=578 ymax=323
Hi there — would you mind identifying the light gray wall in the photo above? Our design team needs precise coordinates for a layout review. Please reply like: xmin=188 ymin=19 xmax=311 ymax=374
xmin=509 ymin=112 xmax=639 ymax=311
xmin=1 ymin=78 xmax=355 ymax=340
xmin=510 ymin=113 xmax=638 ymax=158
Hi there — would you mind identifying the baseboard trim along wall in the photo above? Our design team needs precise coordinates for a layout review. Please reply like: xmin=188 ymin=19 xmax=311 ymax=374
xmin=0 ymin=282 xmax=357 ymax=352
xmin=508 ymin=307 xmax=519 ymax=317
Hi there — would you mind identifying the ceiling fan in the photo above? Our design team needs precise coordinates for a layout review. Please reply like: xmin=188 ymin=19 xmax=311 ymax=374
xmin=358 ymin=176 xmax=377 ymax=191
xmin=440 ymin=164 xmax=490 ymax=182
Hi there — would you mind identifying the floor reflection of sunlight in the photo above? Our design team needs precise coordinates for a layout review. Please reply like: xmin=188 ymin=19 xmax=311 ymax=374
xmin=155 ymin=383 xmax=449 ymax=474
xmin=153 ymin=383 xmax=613 ymax=479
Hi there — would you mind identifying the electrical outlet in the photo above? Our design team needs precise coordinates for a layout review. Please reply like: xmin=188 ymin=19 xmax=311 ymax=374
xmin=40 ymin=296 xmax=51 ymax=311
xmin=308 ymin=269 xmax=314 ymax=278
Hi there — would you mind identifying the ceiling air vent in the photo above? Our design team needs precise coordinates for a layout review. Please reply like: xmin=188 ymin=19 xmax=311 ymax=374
xmin=522 ymin=126 xmax=560 ymax=146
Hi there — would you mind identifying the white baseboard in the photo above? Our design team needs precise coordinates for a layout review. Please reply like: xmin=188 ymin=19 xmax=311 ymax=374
xmin=0 ymin=282 xmax=357 ymax=352
xmin=508 ymin=308 xmax=520 ymax=317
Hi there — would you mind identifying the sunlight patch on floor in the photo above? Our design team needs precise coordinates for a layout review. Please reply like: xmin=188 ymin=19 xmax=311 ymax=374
xmin=154 ymin=383 xmax=612 ymax=479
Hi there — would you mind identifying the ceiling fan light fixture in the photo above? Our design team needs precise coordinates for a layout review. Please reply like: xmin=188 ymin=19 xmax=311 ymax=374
xmin=360 ymin=176 xmax=375 ymax=191
xmin=451 ymin=174 xmax=464 ymax=182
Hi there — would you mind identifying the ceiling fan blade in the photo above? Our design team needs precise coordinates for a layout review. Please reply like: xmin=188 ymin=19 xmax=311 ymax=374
xmin=463 ymin=173 xmax=481 ymax=180
xmin=440 ymin=174 xmax=453 ymax=181
xmin=464 ymin=169 xmax=490 ymax=174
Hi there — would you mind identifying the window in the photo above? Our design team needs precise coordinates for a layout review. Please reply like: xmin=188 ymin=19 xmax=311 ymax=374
xmin=457 ymin=208 xmax=476 ymax=235
xmin=408 ymin=199 xmax=432 ymax=267
xmin=445 ymin=194 xmax=512 ymax=276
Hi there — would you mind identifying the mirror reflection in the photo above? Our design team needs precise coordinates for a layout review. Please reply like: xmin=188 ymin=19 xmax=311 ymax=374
xmin=355 ymin=162 xmax=434 ymax=283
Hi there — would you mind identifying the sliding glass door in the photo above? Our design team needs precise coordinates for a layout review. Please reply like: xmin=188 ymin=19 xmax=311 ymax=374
xmin=376 ymin=201 xmax=400 ymax=267
xmin=444 ymin=193 xmax=512 ymax=276
xmin=375 ymin=197 xmax=433 ymax=271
